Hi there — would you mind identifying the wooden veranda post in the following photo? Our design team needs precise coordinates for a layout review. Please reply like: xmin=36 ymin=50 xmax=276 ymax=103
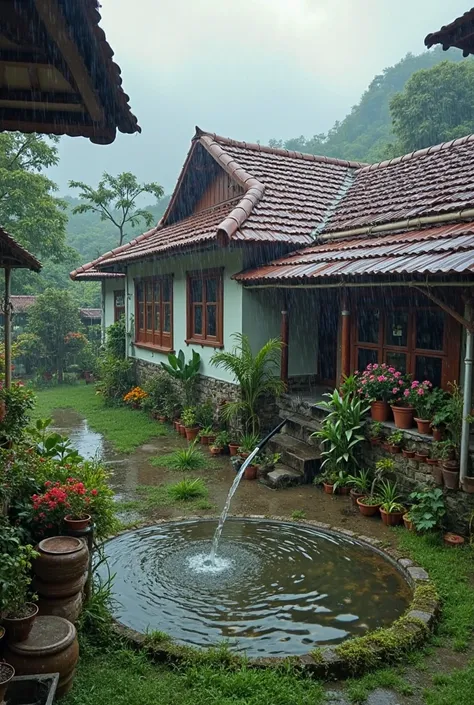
xmin=280 ymin=309 xmax=289 ymax=386
xmin=341 ymin=291 xmax=350 ymax=382
xmin=4 ymin=267 xmax=11 ymax=389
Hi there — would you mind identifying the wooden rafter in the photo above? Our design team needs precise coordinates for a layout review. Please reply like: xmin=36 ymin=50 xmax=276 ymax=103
xmin=410 ymin=285 xmax=474 ymax=332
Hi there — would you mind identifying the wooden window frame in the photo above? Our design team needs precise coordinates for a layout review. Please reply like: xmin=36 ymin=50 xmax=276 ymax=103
xmin=134 ymin=275 xmax=173 ymax=352
xmin=351 ymin=305 xmax=460 ymax=389
xmin=113 ymin=290 xmax=125 ymax=322
xmin=186 ymin=268 xmax=224 ymax=348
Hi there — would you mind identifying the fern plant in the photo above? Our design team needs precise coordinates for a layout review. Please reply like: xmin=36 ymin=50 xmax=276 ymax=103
xmin=211 ymin=333 xmax=284 ymax=434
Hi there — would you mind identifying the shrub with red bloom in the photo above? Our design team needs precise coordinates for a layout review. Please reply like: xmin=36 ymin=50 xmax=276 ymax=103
xmin=31 ymin=478 xmax=96 ymax=534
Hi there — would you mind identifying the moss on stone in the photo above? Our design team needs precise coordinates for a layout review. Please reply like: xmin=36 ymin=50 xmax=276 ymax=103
xmin=411 ymin=582 xmax=440 ymax=613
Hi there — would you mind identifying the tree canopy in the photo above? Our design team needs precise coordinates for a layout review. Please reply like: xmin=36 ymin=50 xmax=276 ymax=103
xmin=69 ymin=172 xmax=164 ymax=246
xmin=390 ymin=60 xmax=474 ymax=153
xmin=0 ymin=133 xmax=67 ymax=259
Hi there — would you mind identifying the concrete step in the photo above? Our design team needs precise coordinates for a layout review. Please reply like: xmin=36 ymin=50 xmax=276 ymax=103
xmin=263 ymin=463 xmax=304 ymax=488
xmin=278 ymin=410 xmax=321 ymax=445
xmin=267 ymin=433 xmax=321 ymax=481
xmin=278 ymin=394 xmax=328 ymax=422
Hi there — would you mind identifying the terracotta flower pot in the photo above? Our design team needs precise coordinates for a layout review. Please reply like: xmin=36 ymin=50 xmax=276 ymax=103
xmin=391 ymin=405 xmax=414 ymax=429
xmin=185 ymin=426 xmax=200 ymax=442
xmin=443 ymin=533 xmax=465 ymax=547
xmin=442 ymin=462 xmax=460 ymax=490
xmin=64 ymin=514 xmax=91 ymax=532
xmin=322 ymin=482 xmax=334 ymax=494
xmin=209 ymin=446 xmax=221 ymax=456
xmin=387 ymin=443 xmax=401 ymax=454
xmin=244 ymin=465 xmax=258 ymax=480
xmin=3 ymin=603 xmax=39 ymax=643
xmin=158 ymin=416 xmax=167 ymax=423
xmin=380 ymin=508 xmax=405 ymax=526
xmin=350 ymin=489 xmax=365 ymax=506
xmin=462 ymin=476 xmax=474 ymax=494
xmin=338 ymin=486 xmax=350 ymax=496
xmin=357 ymin=497 xmax=382 ymax=516
xmin=426 ymin=457 xmax=438 ymax=466
xmin=228 ymin=443 xmax=239 ymax=457
xmin=414 ymin=450 xmax=429 ymax=463
xmin=432 ymin=427 xmax=443 ymax=442
xmin=370 ymin=400 xmax=391 ymax=422
xmin=370 ymin=437 xmax=381 ymax=446
xmin=403 ymin=514 xmax=414 ymax=531
xmin=174 ymin=420 xmax=181 ymax=432
xmin=0 ymin=663 xmax=15 ymax=703
xmin=431 ymin=463 xmax=443 ymax=486
xmin=240 ymin=451 xmax=250 ymax=460
xmin=178 ymin=423 xmax=186 ymax=437
xmin=414 ymin=418 xmax=432 ymax=435
xmin=200 ymin=434 xmax=216 ymax=446
xmin=402 ymin=449 xmax=415 ymax=458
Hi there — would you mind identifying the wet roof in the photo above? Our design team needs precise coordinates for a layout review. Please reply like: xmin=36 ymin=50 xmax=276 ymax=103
xmin=0 ymin=0 xmax=140 ymax=144
xmin=0 ymin=228 xmax=42 ymax=271
xmin=234 ymin=223 xmax=474 ymax=284
xmin=71 ymin=128 xmax=363 ymax=276
xmin=324 ymin=135 xmax=474 ymax=234
xmin=9 ymin=295 xmax=37 ymax=312
xmin=80 ymin=308 xmax=102 ymax=319
xmin=72 ymin=268 xmax=125 ymax=281
xmin=425 ymin=8 xmax=474 ymax=56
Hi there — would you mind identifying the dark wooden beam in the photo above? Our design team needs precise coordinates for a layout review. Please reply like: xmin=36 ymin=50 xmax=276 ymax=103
xmin=34 ymin=0 xmax=104 ymax=123
xmin=411 ymin=285 xmax=474 ymax=333
xmin=0 ymin=88 xmax=83 ymax=104
xmin=341 ymin=290 xmax=351 ymax=381
xmin=280 ymin=309 xmax=289 ymax=386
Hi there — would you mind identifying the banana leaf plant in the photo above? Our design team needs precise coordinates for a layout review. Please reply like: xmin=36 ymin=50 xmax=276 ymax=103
xmin=161 ymin=350 xmax=201 ymax=406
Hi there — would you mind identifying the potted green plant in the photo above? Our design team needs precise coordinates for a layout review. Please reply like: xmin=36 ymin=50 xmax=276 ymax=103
xmin=430 ymin=389 xmax=452 ymax=440
xmin=228 ymin=440 xmax=240 ymax=457
xmin=199 ymin=426 xmax=216 ymax=446
xmin=403 ymin=512 xmax=414 ymax=531
xmin=367 ymin=421 xmax=384 ymax=446
xmin=378 ymin=479 xmax=405 ymax=526
xmin=414 ymin=448 xmax=429 ymax=463
xmin=0 ymin=660 xmax=15 ymax=704
xmin=386 ymin=430 xmax=403 ymax=454
xmin=181 ymin=407 xmax=200 ymax=442
xmin=209 ymin=443 xmax=221 ymax=456
xmin=408 ymin=488 xmax=445 ymax=532
xmin=332 ymin=469 xmax=351 ymax=495
xmin=347 ymin=468 xmax=371 ymax=505
xmin=259 ymin=451 xmax=282 ymax=475
xmin=411 ymin=380 xmax=435 ymax=434
xmin=402 ymin=445 xmax=415 ymax=459
xmin=238 ymin=432 xmax=260 ymax=460
xmin=317 ymin=468 xmax=337 ymax=494
xmin=215 ymin=430 xmax=231 ymax=454
xmin=0 ymin=524 xmax=39 ymax=644
xmin=428 ymin=442 xmax=445 ymax=485
xmin=356 ymin=363 xmax=405 ymax=421
xmin=356 ymin=457 xmax=393 ymax=517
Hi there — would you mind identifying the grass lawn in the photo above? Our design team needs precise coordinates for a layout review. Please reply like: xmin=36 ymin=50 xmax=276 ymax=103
xmin=33 ymin=384 xmax=167 ymax=453
xmin=63 ymin=640 xmax=326 ymax=705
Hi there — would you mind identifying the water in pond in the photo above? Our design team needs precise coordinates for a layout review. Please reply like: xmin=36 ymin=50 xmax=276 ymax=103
xmin=102 ymin=518 xmax=411 ymax=656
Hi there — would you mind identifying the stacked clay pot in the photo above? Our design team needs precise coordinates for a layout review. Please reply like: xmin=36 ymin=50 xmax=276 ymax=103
xmin=3 ymin=616 xmax=79 ymax=697
xmin=33 ymin=537 xmax=89 ymax=624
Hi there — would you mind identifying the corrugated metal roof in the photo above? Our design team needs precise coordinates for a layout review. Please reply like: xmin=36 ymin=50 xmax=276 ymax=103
xmin=234 ymin=222 xmax=474 ymax=284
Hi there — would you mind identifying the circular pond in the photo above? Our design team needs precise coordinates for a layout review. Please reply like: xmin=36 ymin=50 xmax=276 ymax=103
xmin=102 ymin=519 xmax=411 ymax=656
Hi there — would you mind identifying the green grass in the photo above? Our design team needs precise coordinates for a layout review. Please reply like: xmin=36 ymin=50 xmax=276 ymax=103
xmin=396 ymin=530 xmax=474 ymax=651
xmin=167 ymin=478 xmax=208 ymax=501
xmin=33 ymin=384 xmax=167 ymax=453
xmin=346 ymin=667 xmax=413 ymax=703
xmin=150 ymin=445 xmax=207 ymax=471
xmin=63 ymin=640 xmax=325 ymax=705
xmin=425 ymin=662 xmax=474 ymax=705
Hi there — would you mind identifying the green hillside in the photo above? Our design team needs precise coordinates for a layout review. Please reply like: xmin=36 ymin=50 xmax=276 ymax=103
xmin=270 ymin=47 xmax=465 ymax=162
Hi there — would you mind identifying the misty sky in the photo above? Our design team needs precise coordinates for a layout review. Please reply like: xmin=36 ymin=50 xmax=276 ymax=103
xmin=49 ymin=0 xmax=468 ymax=198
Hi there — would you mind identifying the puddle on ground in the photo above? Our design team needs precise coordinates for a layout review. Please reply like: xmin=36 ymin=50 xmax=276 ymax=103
xmin=48 ymin=408 xmax=395 ymax=541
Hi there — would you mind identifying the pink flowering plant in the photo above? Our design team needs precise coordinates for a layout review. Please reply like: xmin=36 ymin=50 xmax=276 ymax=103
xmin=407 ymin=380 xmax=434 ymax=419
xmin=355 ymin=363 xmax=408 ymax=403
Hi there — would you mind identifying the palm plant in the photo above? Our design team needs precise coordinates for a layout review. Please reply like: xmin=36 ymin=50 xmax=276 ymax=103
xmin=211 ymin=333 xmax=284 ymax=434
xmin=348 ymin=468 xmax=372 ymax=494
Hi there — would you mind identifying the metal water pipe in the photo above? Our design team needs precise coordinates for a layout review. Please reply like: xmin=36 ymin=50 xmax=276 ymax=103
xmin=460 ymin=300 xmax=473 ymax=484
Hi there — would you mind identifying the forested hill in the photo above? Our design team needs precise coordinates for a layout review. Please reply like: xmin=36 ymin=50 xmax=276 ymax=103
xmin=64 ymin=194 xmax=171 ymax=262
xmin=270 ymin=47 xmax=465 ymax=162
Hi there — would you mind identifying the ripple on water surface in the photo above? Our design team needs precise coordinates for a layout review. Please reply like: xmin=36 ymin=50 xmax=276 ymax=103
xmin=101 ymin=519 xmax=411 ymax=656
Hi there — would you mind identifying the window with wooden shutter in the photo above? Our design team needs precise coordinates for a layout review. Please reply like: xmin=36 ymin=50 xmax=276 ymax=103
xmin=186 ymin=269 xmax=223 ymax=347
xmin=134 ymin=276 xmax=173 ymax=351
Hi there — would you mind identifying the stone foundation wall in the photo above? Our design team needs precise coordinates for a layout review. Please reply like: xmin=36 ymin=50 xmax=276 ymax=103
xmin=361 ymin=429 xmax=474 ymax=534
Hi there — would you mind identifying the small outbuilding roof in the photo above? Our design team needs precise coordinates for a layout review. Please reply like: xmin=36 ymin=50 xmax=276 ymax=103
xmin=0 ymin=227 xmax=42 ymax=271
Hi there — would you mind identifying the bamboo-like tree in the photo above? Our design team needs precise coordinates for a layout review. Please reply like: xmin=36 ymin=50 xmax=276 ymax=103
xmin=211 ymin=333 xmax=284 ymax=434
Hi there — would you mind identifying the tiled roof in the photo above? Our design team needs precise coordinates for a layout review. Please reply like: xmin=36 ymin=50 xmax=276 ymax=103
xmin=425 ymin=8 xmax=474 ymax=56
xmin=10 ymin=295 xmax=36 ymax=313
xmin=70 ymin=128 xmax=364 ymax=276
xmin=325 ymin=135 xmax=474 ymax=234
xmin=0 ymin=227 xmax=42 ymax=272
xmin=234 ymin=222 xmax=474 ymax=284
xmin=72 ymin=268 xmax=125 ymax=281
xmin=80 ymin=308 xmax=102 ymax=320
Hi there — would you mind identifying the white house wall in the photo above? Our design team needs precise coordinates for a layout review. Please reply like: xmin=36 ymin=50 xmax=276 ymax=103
xmin=103 ymin=279 xmax=118 ymax=329
xmin=124 ymin=248 xmax=244 ymax=382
